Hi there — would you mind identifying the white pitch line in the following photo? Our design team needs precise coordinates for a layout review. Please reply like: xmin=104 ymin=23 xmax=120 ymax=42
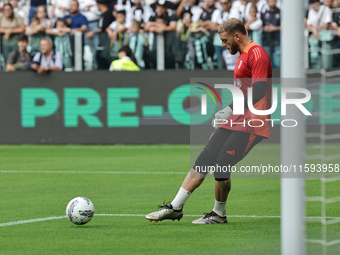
xmin=0 ymin=216 xmax=66 ymax=227
xmin=1 ymin=214 xmax=339 ymax=227
xmin=98 ymin=214 xmax=340 ymax=219
xmin=0 ymin=145 xmax=191 ymax=150
xmin=0 ymin=170 xmax=187 ymax=175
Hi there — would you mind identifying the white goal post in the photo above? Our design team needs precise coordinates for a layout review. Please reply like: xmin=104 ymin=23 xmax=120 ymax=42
xmin=281 ymin=0 xmax=306 ymax=255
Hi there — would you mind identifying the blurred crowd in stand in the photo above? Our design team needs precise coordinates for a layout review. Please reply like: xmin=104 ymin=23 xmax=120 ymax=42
xmin=0 ymin=0 xmax=339 ymax=72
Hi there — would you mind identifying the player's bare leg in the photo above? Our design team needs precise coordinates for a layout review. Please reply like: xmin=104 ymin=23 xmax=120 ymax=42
xmin=181 ymin=168 xmax=205 ymax=192
xmin=145 ymin=168 xmax=205 ymax=222
xmin=214 ymin=178 xmax=231 ymax=216
xmin=215 ymin=179 xmax=231 ymax=203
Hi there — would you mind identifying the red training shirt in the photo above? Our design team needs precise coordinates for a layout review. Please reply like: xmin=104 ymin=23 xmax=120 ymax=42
xmin=220 ymin=42 xmax=272 ymax=138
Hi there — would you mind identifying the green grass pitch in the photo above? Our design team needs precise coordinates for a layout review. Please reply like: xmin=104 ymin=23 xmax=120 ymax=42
xmin=0 ymin=145 xmax=339 ymax=255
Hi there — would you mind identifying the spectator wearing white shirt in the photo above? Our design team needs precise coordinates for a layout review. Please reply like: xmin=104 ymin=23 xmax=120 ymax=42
xmin=229 ymin=0 xmax=248 ymax=21
xmin=127 ymin=0 xmax=154 ymax=26
xmin=107 ymin=10 xmax=131 ymax=41
xmin=305 ymin=0 xmax=332 ymax=39
xmin=211 ymin=0 xmax=238 ymax=69
xmin=51 ymin=0 xmax=71 ymax=24
xmin=244 ymin=4 xmax=262 ymax=43
xmin=305 ymin=0 xmax=333 ymax=68
xmin=115 ymin=0 xmax=133 ymax=13
xmin=79 ymin=0 xmax=101 ymax=70
xmin=211 ymin=0 xmax=232 ymax=26
xmin=79 ymin=0 xmax=101 ymax=23
xmin=106 ymin=10 xmax=131 ymax=60
xmin=31 ymin=37 xmax=63 ymax=73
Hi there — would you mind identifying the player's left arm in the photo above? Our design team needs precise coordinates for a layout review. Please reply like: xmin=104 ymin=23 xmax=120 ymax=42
xmin=232 ymin=47 xmax=270 ymax=110
xmin=243 ymin=81 xmax=267 ymax=109
xmin=245 ymin=46 xmax=271 ymax=108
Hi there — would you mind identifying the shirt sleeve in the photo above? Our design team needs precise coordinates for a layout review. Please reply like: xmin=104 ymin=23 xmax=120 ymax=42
xmin=191 ymin=6 xmax=203 ymax=23
xmin=32 ymin=52 xmax=41 ymax=64
xmin=53 ymin=52 xmax=63 ymax=70
xmin=144 ymin=7 xmax=153 ymax=24
xmin=248 ymin=46 xmax=271 ymax=83
xmin=321 ymin=6 xmax=332 ymax=25
xmin=81 ymin=15 xmax=89 ymax=26
xmin=125 ymin=20 xmax=132 ymax=29
xmin=101 ymin=13 xmax=115 ymax=31
xmin=149 ymin=15 xmax=156 ymax=22
xmin=211 ymin=9 xmax=221 ymax=24
xmin=15 ymin=14 xmax=24 ymax=25
xmin=229 ymin=5 xmax=242 ymax=21
xmin=108 ymin=21 xmax=117 ymax=30
xmin=169 ymin=13 xmax=178 ymax=23
xmin=7 ymin=51 xmax=15 ymax=65
xmin=249 ymin=19 xmax=263 ymax=31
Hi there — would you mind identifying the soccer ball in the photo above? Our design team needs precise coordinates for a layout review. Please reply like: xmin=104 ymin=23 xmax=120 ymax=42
xmin=66 ymin=197 xmax=95 ymax=225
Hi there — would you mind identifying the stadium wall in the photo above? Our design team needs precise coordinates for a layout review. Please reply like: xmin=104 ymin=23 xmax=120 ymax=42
xmin=0 ymin=70 xmax=338 ymax=144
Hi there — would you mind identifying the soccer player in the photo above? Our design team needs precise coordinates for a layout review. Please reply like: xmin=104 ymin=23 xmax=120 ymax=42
xmin=145 ymin=18 xmax=272 ymax=224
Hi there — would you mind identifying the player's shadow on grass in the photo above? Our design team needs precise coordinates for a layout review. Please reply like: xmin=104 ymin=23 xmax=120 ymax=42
xmin=145 ymin=220 xmax=233 ymax=227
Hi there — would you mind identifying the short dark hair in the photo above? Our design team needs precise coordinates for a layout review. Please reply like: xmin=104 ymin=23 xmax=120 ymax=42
xmin=18 ymin=34 xmax=28 ymax=42
xmin=218 ymin=18 xmax=247 ymax=35
xmin=309 ymin=0 xmax=320 ymax=4
xmin=96 ymin=0 xmax=111 ymax=5
xmin=117 ymin=10 xmax=126 ymax=16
